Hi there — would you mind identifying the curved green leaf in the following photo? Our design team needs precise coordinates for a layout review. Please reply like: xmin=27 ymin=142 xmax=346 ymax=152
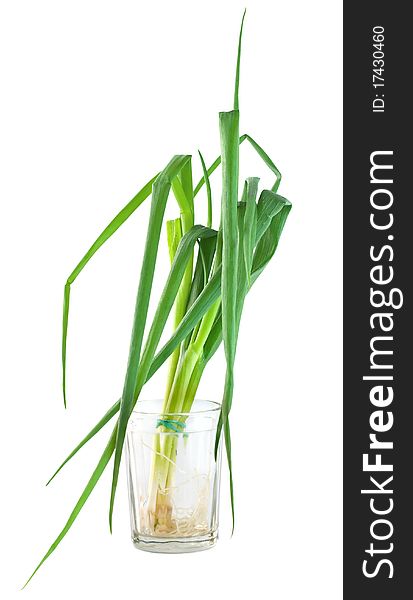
xmin=46 ymin=400 xmax=120 ymax=486
xmin=198 ymin=150 xmax=213 ymax=228
xmin=193 ymin=133 xmax=281 ymax=197
xmin=24 ymin=424 xmax=118 ymax=588
xmin=62 ymin=174 xmax=158 ymax=406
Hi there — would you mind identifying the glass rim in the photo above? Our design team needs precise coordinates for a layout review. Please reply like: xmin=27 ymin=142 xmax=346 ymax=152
xmin=130 ymin=398 xmax=221 ymax=418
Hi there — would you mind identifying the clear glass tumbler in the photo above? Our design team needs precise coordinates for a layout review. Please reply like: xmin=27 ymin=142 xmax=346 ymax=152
xmin=125 ymin=399 xmax=222 ymax=553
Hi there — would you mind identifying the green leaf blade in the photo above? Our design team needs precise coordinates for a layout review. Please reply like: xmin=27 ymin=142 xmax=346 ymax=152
xmin=198 ymin=150 xmax=213 ymax=228
xmin=24 ymin=425 xmax=118 ymax=588
xmin=46 ymin=400 xmax=120 ymax=486
xmin=62 ymin=174 xmax=158 ymax=406
xmin=233 ymin=9 xmax=246 ymax=110
xmin=219 ymin=108 xmax=240 ymax=532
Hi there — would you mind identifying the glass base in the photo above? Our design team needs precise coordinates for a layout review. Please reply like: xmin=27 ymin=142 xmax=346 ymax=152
xmin=132 ymin=530 xmax=218 ymax=554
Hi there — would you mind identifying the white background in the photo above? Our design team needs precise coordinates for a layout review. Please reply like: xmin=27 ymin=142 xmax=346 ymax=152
xmin=0 ymin=0 xmax=342 ymax=598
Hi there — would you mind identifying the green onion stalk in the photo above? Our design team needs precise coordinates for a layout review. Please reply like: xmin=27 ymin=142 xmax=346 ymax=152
xmin=146 ymin=244 xmax=221 ymax=532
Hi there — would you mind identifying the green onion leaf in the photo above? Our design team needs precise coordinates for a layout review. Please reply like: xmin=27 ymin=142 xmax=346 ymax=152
xmin=62 ymin=175 xmax=158 ymax=407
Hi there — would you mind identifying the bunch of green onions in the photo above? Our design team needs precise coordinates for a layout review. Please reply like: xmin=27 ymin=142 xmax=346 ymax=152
xmin=25 ymin=11 xmax=291 ymax=585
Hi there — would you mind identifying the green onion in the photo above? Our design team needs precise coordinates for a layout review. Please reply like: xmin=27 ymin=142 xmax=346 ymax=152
xmin=25 ymin=10 xmax=292 ymax=585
